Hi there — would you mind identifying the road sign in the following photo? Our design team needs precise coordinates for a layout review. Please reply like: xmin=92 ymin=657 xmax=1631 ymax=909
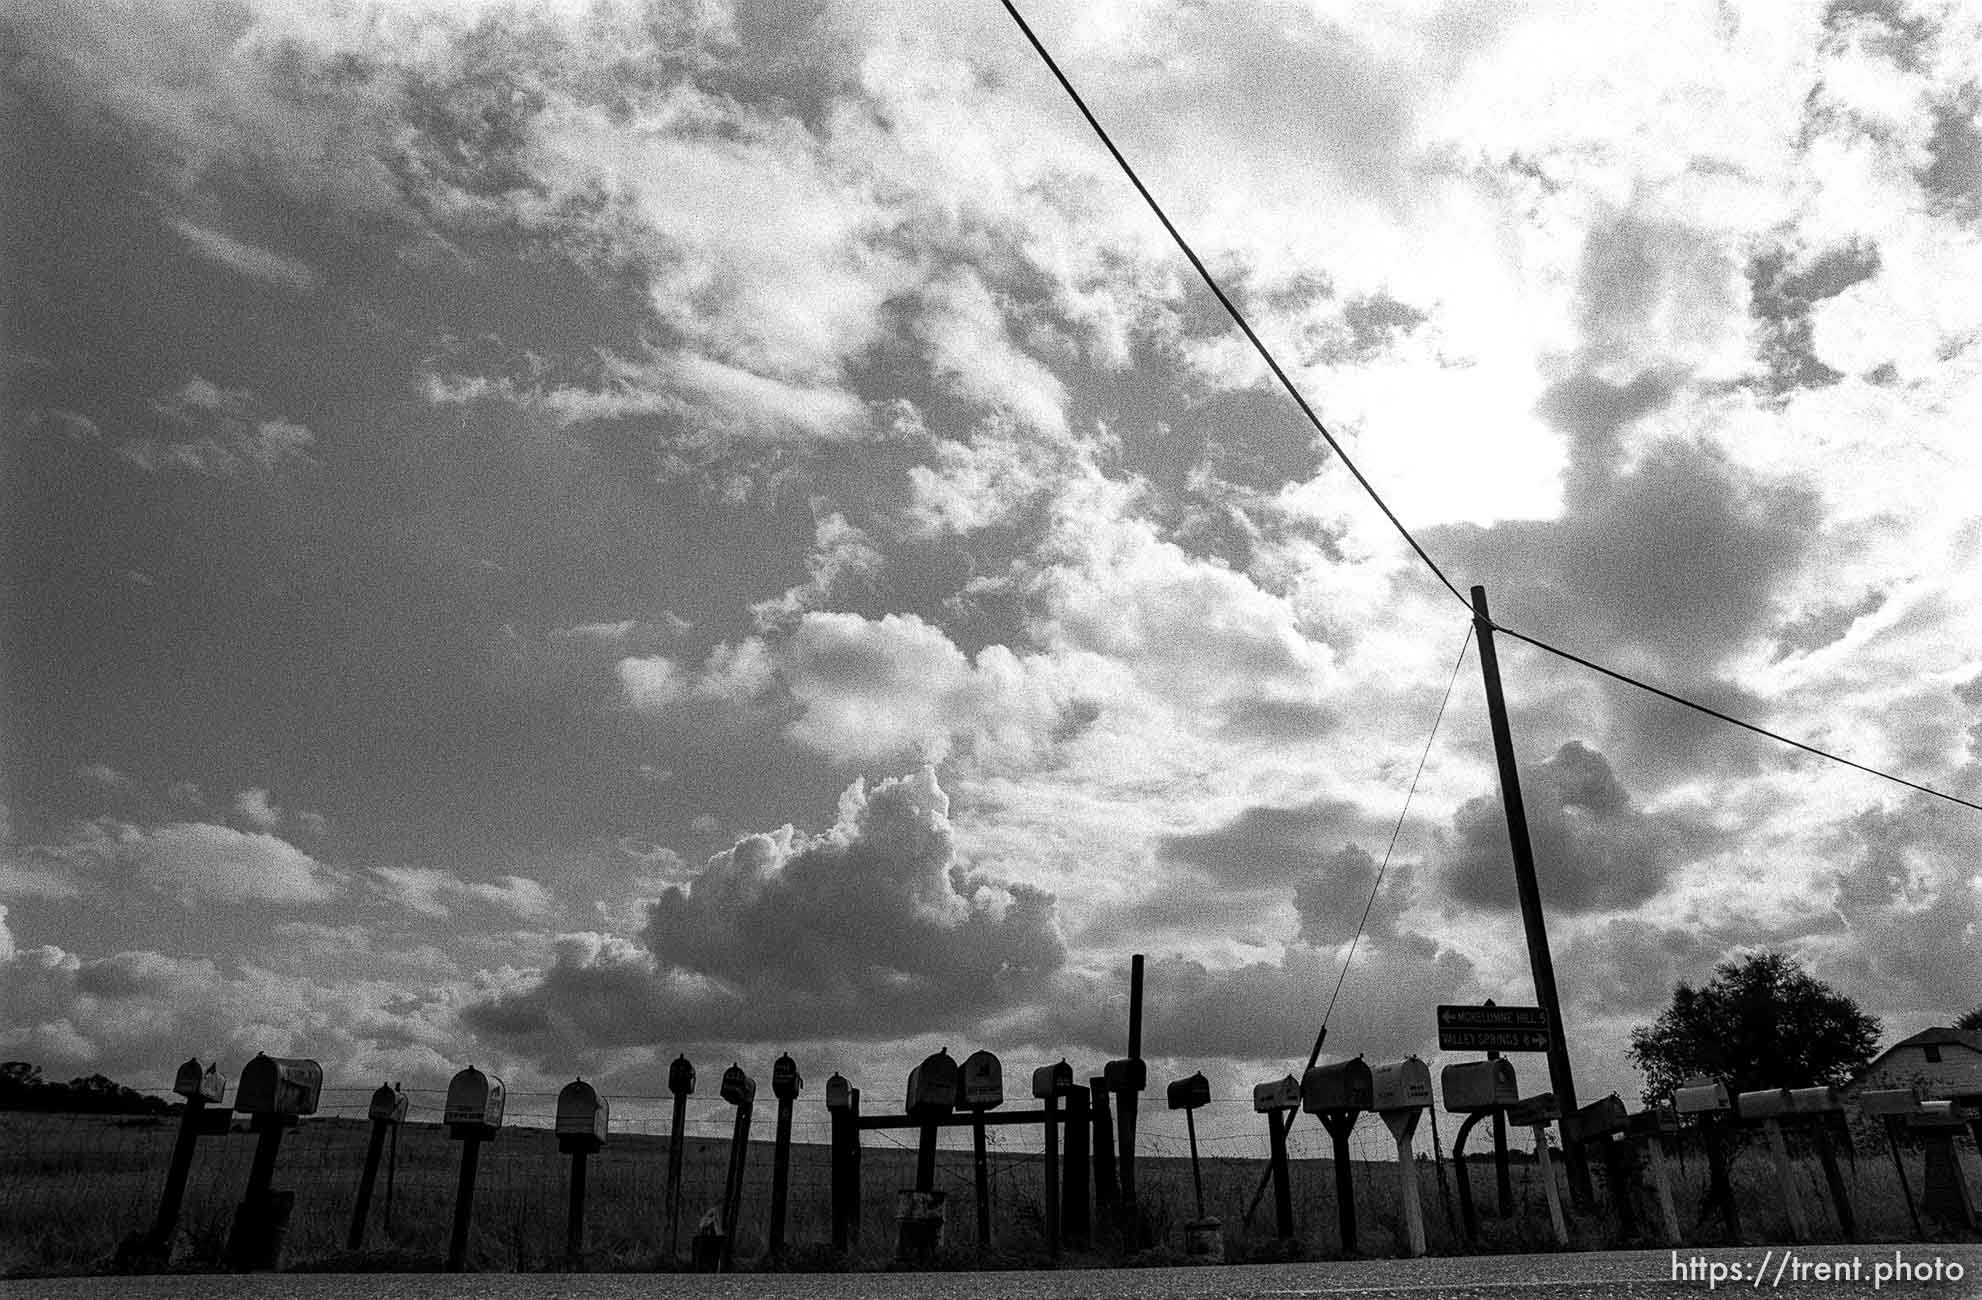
xmin=1437 ymin=1004 xmax=1551 ymax=1052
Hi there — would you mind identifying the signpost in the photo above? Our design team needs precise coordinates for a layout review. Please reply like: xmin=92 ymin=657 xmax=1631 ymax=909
xmin=1437 ymin=1004 xmax=1552 ymax=1053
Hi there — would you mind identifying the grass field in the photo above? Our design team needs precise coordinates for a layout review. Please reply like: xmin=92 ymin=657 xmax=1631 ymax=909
xmin=1 ymin=1109 xmax=1973 ymax=1276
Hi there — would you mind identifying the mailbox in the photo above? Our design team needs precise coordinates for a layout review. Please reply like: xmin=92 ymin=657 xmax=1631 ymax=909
xmin=1302 ymin=1059 xmax=1373 ymax=1114
xmin=1508 ymin=1092 xmax=1560 ymax=1127
xmin=1371 ymin=1058 xmax=1433 ymax=1112
xmin=367 ymin=1083 xmax=408 ymax=1124
xmin=772 ymin=1053 xmax=803 ymax=1102
xmin=1784 ymin=1086 xmax=1841 ymax=1114
xmin=1032 ymin=1060 xmax=1074 ymax=1099
xmin=668 ymin=1054 xmax=696 ymax=1097
xmin=907 ymin=1048 xmax=958 ymax=1113
xmin=1441 ymin=1059 xmax=1518 ymax=1114
xmin=1104 ymin=1058 xmax=1147 ymax=1093
xmin=235 ymin=1054 xmax=322 ymax=1117
xmin=720 ymin=1063 xmax=756 ymax=1107
xmin=1673 ymin=1075 xmax=1731 ymax=1115
xmin=1859 ymin=1087 xmax=1925 ymax=1118
xmin=1910 ymin=1100 xmax=1968 ymax=1128
xmin=173 ymin=1058 xmax=226 ymax=1104
xmin=961 ymin=1050 xmax=1004 ymax=1110
xmin=1253 ymin=1075 xmax=1301 ymax=1113
xmin=826 ymin=1072 xmax=854 ymax=1112
xmin=1167 ymin=1071 xmax=1210 ymax=1111
xmin=1628 ymin=1104 xmax=1680 ymax=1137
xmin=555 ymin=1079 xmax=610 ymax=1148
xmin=1561 ymin=1094 xmax=1629 ymax=1144
xmin=444 ymin=1066 xmax=506 ymax=1130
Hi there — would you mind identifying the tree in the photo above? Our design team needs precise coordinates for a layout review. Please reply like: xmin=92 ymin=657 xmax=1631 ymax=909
xmin=1627 ymin=951 xmax=1882 ymax=1105
xmin=1955 ymin=1005 xmax=1982 ymax=1033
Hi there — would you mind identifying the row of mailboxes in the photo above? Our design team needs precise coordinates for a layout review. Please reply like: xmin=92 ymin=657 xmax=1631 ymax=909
xmin=1441 ymin=1059 xmax=1519 ymax=1114
xmin=443 ymin=1066 xmax=505 ymax=1130
xmin=236 ymin=1055 xmax=323 ymax=1117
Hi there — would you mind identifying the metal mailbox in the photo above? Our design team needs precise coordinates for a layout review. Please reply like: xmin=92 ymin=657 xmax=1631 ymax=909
xmin=1032 ymin=1059 xmax=1074 ymax=1099
xmin=235 ymin=1054 xmax=322 ymax=1117
xmin=1508 ymin=1092 xmax=1560 ymax=1127
xmin=1302 ymin=1058 xmax=1374 ymax=1114
xmin=555 ymin=1079 xmax=610 ymax=1146
xmin=1785 ymin=1085 xmax=1842 ymax=1114
xmin=1167 ymin=1071 xmax=1210 ymax=1111
xmin=1628 ymin=1103 xmax=1680 ymax=1136
xmin=720 ymin=1063 xmax=756 ymax=1107
xmin=1910 ymin=1100 xmax=1968 ymax=1128
xmin=1859 ymin=1087 xmax=1925 ymax=1118
xmin=826 ymin=1072 xmax=853 ymax=1112
xmin=1561 ymin=1094 xmax=1629 ymax=1143
xmin=1673 ymin=1075 xmax=1731 ymax=1115
xmin=1736 ymin=1086 xmax=1840 ymax=1121
xmin=367 ymin=1083 xmax=408 ymax=1124
xmin=444 ymin=1066 xmax=506 ymax=1130
xmin=668 ymin=1054 xmax=696 ymax=1097
xmin=1371 ymin=1058 xmax=1433 ymax=1112
xmin=772 ymin=1053 xmax=803 ymax=1102
xmin=906 ymin=1048 xmax=958 ymax=1114
xmin=1253 ymin=1075 xmax=1301 ymax=1113
xmin=1441 ymin=1059 xmax=1518 ymax=1114
xmin=173 ymin=1058 xmax=226 ymax=1104
xmin=1104 ymin=1058 xmax=1147 ymax=1093
xmin=961 ymin=1050 xmax=1003 ymax=1110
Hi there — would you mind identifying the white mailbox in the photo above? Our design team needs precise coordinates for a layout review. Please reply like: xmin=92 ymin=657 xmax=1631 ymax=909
xmin=1253 ymin=1075 xmax=1301 ymax=1113
xmin=961 ymin=1050 xmax=1004 ymax=1110
xmin=444 ymin=1065 xmax=506 ymax=1131
xmin=555 ymin=1078 xmax=609 ymax=1149
xmin=1673 ymin=1075 xmax=1731 ymax=1115
xmin=1371 ymin=1058 xmax=1433 ymax=1112
xmin=173 ymin=1058 xmax=226 ymax=1104
xmin=235 ymin=1054 xmax=322 ymax=1117
xmin=1302 ymin=1059 xmax=1374 ymax=1114
xmin=1441 ymin=1059 xmax=1518 ymax=1114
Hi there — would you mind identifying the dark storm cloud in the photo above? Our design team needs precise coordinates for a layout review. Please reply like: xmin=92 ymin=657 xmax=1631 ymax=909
xmin=462 ymin=769 xmax=1068 ymax=1063
xmin=1158 ymin=797 xmax=1381 ymax=889
xmin=1921 ymin=85 xmax=1982 ymax=220
xmin=1444 ymin=741 xmax=1706 ymax=914
xmin=1747 ymin=239 xmax=1882 ymax=392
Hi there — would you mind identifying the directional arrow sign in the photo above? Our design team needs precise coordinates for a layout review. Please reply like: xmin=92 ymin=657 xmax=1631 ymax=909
xmin=1438 ymin=1004 xmax=1551 ymax=1052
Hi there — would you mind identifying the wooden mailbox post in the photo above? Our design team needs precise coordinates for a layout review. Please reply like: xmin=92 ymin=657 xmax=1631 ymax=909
xmin=664 ymin=1055 xmax=694 ymax=1262
xmin=1253 ymin=1075 xmax=1302 ymax=1242
xmin=768 ymin=1053 xmax=803 ymax=1257
xmin=1373 ymin=1058 xmax=1433 ymax=1257
xmin=717 ymin=1063 xmax=756 ymax=1271
xmin=555 ymin=1079 xmax=609 ymax=1263
xmin=1303 ymin=1058 xmax=1373 ymax=1256
xmin=1168 ymin=1070 xmax=1215 ymax=1252
xmin=1674 ymin=1075 xmax=1739 ymax=1241
xmin=348 ymin=1082 xmax=407 ymax=1251
xmin=1508 ymin=1092 xmax=1567 ymax=1245
xmin=960 ymin=1049 xmax=1003 ymax=1249
xmin=443 ymin=1065 xmax=505 ymax=1272
xmin=226 ymin=1053 xmax=321 ymax=1271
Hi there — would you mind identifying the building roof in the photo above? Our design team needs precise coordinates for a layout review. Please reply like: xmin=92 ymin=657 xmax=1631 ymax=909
xmin=1891 ymin=1027 xmax=1982 ymax=1053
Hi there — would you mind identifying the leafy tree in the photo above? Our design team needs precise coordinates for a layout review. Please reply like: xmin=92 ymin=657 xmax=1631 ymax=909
xmin=1627 ymin=951 xmax=1882 ymax=1105
xmin=1955 ymin=1005 xmax=1982 ymax=1033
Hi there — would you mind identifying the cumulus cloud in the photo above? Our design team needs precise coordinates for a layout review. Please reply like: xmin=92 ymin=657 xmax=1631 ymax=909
xmin=369 ymin=867 xmax=557 ymax=924
xmin=464 ymin=767 xmax=1067 ymax=1059
xmin=234 ymin=788 xmax=281 ymax=830
xmin=0 ymin=816 xmax=339 ymax=905
xmin=1444 ymin=741 xmax=1705 ymax=915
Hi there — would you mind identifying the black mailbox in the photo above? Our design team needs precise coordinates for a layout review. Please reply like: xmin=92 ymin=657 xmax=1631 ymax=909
xmin=720 ymin=1063 xmax=756 ymax=1107
xmin=174 ymin=1058 xmax=226 ymax=1104
xmin=826 ymin=1072 xmax=854 ymax=1112
xmin=772 ymin=1053 xmax=803 ymax=1102
xmin=1031 ymin=1059 xmax=1075 ymax=1099
xmin=235 ymin=1054 xmax=322 ymax=1117
xmin=1562 ymin=1094 xmax=1629 ymax=1144
xmin=1104 ymin=1058 xmax=1147 ymax=1093
xmin=1302 ymin=1058 xmax=1374 ymax=1114
xmin=907 ymin=1048 xmax=959 ymax=1114
xmin=367 ymin=1083 xmax=408 ymax=1124
xmin=961 ymin=1050 xmax=1004 ymax=1110
xmin=1167 ymin=1071 xmax=1210 ymax=1111
xmin=556 ymin=1078 xmax=609 ymax=1152
xmin=668 ymin=1055 xmax=696 ymax=1097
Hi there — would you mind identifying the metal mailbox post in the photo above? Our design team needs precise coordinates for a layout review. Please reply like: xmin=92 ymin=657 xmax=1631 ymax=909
xmin=1253 ymin=1076 xmax=1302 ymax=1242
xmin=1168 ymin=1072 xmax=1218 ymax=1258
xmin=1372 ymin=1058 xmax=1433 ymax=1258
xmin=1302 ymin=1058 xmax=1372 ymax=1256
xmin=665 ymin=1055 xmax=695 ymax=1262
xmin=1441 ymin=1059 xmax=1520 ymax=1241
xmin=347 ymin=1082 xmax=407 ymax=1251
xmin=960 ymin=1050 xmax=1003 ymax=1249
xmin=443 ymin=1066 xmax=505 ymax=1272
xmin=717 ymin=1064 xmax=756 ymax=1271
xmin=555 ymin=1079 xmax=609 ymax=1262
xmin=1674 ymin=1075 xmax=1739 ymax=1241
xmin=226 ymin=1054 xmax=321 ymax=1271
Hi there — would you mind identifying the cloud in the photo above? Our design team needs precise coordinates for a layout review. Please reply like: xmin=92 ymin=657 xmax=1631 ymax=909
xmin=167 ymin=216 xmax=320 ymax=291
xmin=464 ymin=767 xmax=1067 ymax=1059
xmin=1444 ymin=741 xmax=1705 ymax=915
xmin=122 ymin=377 xmax=318 ymax=477
xmin=1160 ymin=798 xmax=1379 ymax=891
xmin=234 ymin=788 xmax=281 ymax=831
xmin=369 ymin=867 xmax=557 ymax=924
xmin=128 ymin=822 xmax=340 ymax=905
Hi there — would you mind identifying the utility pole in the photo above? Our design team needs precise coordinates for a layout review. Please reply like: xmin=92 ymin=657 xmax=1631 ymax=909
xmin=1470 ymin=584 xmax=1592 ymax=1207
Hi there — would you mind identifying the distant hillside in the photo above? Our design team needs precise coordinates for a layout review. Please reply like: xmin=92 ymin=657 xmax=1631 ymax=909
xmin=0 ymin=1061 xmax=172 ymax=1115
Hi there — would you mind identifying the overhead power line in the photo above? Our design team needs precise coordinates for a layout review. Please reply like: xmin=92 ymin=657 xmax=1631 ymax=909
xmin=996 ymin=0 xmax=1470 ymax=611
xmin=1493 ymin=621 xmax=1982 ymax=814
xmin=997 ymin=1 xmax=1980 ymax=819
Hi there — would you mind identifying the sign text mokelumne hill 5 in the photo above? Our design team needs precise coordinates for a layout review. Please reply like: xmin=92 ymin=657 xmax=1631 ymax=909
xmin=1437 ymin=1004 xmax=1552 ymax=1052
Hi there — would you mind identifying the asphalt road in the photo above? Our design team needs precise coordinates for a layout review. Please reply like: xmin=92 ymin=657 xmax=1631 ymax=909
xmin=5 ymin=1246 xmax=1977 ymax=1298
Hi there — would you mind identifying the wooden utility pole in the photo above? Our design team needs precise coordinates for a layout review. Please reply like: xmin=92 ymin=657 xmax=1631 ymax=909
xmin=1470 ymin=584 xmax=1591 ymax=1206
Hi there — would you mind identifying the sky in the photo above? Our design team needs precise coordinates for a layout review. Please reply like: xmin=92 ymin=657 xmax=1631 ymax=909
xmin=3 ymin=0 xmax=1979 ymax=1145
